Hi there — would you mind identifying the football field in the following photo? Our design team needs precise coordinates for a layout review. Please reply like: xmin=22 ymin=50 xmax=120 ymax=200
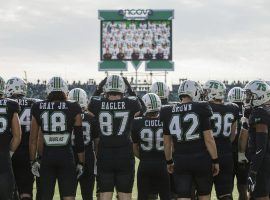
xmin=33 ymin=159 xmax=240 ymax=200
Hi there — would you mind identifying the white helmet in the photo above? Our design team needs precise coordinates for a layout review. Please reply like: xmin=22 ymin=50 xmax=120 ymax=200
xmin=5 ymin=77 xmax=27 ymax=97
xmin=46 ymin=76 xmax=68 ymax=95
xmin=142 ymin=93 xmax=162 ymax=113
xmin=68 ymin=88 xmax=88 ymax=108
xmin=228 ymin=87 xmax=244 ymax=103
xmin=203 ymin=80 xmax=226 ymax=101
xmin=178 ymin=80 xmax=203 ymax=102
xmin=0 ymin=77 xmax=5 ymax=95
xmin=243 ymin=80 xmax=270 ymax=107
xmin=104 ymin=75 xmax=125 ymax=94
xmin=150 ymin=82 xmax=169 ymax=99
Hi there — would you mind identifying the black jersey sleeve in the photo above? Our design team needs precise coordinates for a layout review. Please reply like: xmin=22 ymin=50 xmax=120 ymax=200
xmin=249 ymin=107 xmax=269 ymax=126
xmin=128 ymin=96 xmax=142 ymax=117
xmin=131 ymin=119 xmax=140 ymax=144
xmin=88 ymin=96 xmax=100 ymax=116
xmin=160 ymin=105 xmax=172 ymax=135
xmin=200 ymin=102 xmax=213 ymax=131
xmin=231 ymin=103 xmax=240 ymax=122
xmin=31 ymin=102 xmax=40 ymax=125
xmin=8 ymin=100 xmax=20 ymax=115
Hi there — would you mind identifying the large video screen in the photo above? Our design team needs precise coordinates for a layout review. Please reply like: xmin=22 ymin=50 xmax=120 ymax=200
xmin=101 ymin=20 xmax=172 ymax=61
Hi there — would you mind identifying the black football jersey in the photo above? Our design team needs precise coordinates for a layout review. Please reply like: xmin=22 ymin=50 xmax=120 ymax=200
xmin=11 ymin=97 xmax=39 ymax=148
xmin=248 ymin=106 xmax=270 ymax=156
xmin=131 ymin=116 xmax=165 ymax=161
xmin=71 ymin=111 xmax=98 ymax=146
xmin=210 ymin=102 xmax=240 ymax=154
xmin=160 ymin=102 xmax=213 ymax=154
xmin=88 ymin=96 xmax=141 ymax=147
xmin=0 ymin=98 xmax=19 ymax=172
xmin=31 ymin=100 xmax=81 ymax=147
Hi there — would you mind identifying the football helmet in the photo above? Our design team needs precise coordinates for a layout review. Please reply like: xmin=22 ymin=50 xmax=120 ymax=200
xmin=243 ymin=80 xmax=270 ymax=107
xmin=0 ymin=77 xmax=5 ymax=95
xmin=68 ymin=88 xmax=88 ymax=108
xmin=150 ymin=82 xmax=169 ymax=99
xmin=203 ymin=80 xmax=226 ymax=101
xmin=5 ymin=77 xmax=27 ymax=97
xmin=46 ymin=76 xmax=68 ymax=95
xmin=178 ymin=80 xmax=203 ymax=102
xmin=104 ymin=75 xmax=125 ymax=94
xmin=142 ymin=93 xmax=162 ymax=113
xmin=228 ymin=87 xmax=244 ymax=103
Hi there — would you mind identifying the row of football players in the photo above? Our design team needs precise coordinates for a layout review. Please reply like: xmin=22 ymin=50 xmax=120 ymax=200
xmin=0 ymin=75 xmax=270 ymax=200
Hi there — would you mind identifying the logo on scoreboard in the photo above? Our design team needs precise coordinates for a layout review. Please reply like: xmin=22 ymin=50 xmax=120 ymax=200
xmin=118 ymin=9 xmax=153 ymax=19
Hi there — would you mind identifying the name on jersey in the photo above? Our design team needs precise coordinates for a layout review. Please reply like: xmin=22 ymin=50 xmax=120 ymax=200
xmin=39 ymin=102 xmax=67 ymax=110
xmin=101 ymin=102 xmax=126 ymax=110
xmin=145 ymin=119 xmax=163 ymax=127
xmin=15 ymin=99 xmax=29 ymax=106
xmin=172 ymin=104 xmax=192 ymax=113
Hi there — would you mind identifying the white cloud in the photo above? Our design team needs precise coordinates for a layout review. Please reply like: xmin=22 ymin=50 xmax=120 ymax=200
xmin=0 ymin=0 xmax=270 ymax=83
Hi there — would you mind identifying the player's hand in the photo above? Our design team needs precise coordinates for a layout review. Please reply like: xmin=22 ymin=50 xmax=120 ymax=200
xmin=94 ymin=77 xmax=107 ymax=96
xmin=167 ymin=163 xmax=174 ymax=174
xmin=122 ymin=77 xmax=136 ymax=96
xmin=31 ymin=159 xmax=41 ymax=177
xmin=238 ymin=152 xmax=249 ymax=163
xmin=247 ymin=171 xmax=257 ymax=192
xmin=76 ymin=163 xmax=84 ymax=179
xmin=212 ymin=163 xmax=219 ymax=176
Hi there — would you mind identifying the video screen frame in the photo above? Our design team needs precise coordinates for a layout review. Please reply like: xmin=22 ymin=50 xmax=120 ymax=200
xmin=100 ymin=20 xmax=173 ymax=61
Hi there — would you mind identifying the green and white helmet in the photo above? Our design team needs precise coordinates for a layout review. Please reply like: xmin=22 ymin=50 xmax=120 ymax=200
xmin=243 ymin=80 xmax=270 ymax=107
xmin=228 ymin=87 xmax=244 ymax=103
xmin=46 ymin=76 xmax=68 ymax=95
xmin=0 ymin=77 xmax=5 ymax=95
xmin=142 ymin=93 xmax=162 ymax=113
xmin=178 ymin=80 xmax=203 ymax=102
xmin=150 ymin=82 xmax=169 ymax=99
xmin=104 ymin=75 xmax=125 ymax=94
xmin=5 ymin=77 xmax=27 ymax=97
xmin=203 ymin=80 xmax=226 ymax=101
xmin=68 ymin=88 xmax=88 ymax=108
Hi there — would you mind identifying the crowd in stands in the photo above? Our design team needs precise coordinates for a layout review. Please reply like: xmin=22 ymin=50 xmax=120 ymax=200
xmin=26 ymin=80 xmax=249 ymax=102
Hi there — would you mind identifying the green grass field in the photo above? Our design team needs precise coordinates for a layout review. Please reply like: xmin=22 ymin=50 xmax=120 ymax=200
xmin=33 ymin=159 xmax=240 ymax=200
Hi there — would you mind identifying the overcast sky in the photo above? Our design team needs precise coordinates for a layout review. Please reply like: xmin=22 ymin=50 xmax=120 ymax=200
xmin=0 ymin=0 xmax=269 ymax=85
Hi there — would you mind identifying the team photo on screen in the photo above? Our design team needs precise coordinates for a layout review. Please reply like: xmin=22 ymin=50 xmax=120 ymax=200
xmin=101 ymin=20 xmax=172 ymax=60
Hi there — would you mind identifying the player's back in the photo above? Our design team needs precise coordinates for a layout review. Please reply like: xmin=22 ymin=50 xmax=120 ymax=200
xmin=209 ymin=102 xmax=239 ymax=154
xmin=132 ymin=116 xmax=165 ymax=161
xmin=89 ymin=96 xmax=141 ymax=148
xmin=161 ymin=101 xmax=213 ymax=154
xmin=31 ymin=99 xmax=81 ymax=150
xmin=0 ymin=98 xmax=19 ymax=172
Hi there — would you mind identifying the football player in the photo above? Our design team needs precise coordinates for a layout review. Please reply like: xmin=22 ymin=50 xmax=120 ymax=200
xmin=132 ymin=93 xmax=170 ymax=200
xmin=203 ymin=80 xmax=240 ymax=200
xmin=228 ymin=87 xmax=249 ymax=200
xmin=4 ymin=77 xmax=37 ymax=200
xmin=0 ymin=76 xmax=21 ymax=199
xmin=29 ymin=76 xmax=85 ymax=200
xmin=161 ymin=80 xmax=219 ymax=200
xmin=68 ymin=88 xmax=98 ymax=200
xmin=150 ymin=82 xmax=170 ymax=105
xmin=242 ymin=80 xmax=270 ymax=199
xmin=88 ymin=75 xmax=141 ymax=200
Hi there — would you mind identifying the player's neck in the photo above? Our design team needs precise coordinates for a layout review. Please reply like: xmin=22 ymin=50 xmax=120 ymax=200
xmin=108 ymin=95 xmax=122 ymax=101
xmin=181 ymin=98 xmax=192 ymax=104
xmin=211 ymin=100 xmax=223 ymax=105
